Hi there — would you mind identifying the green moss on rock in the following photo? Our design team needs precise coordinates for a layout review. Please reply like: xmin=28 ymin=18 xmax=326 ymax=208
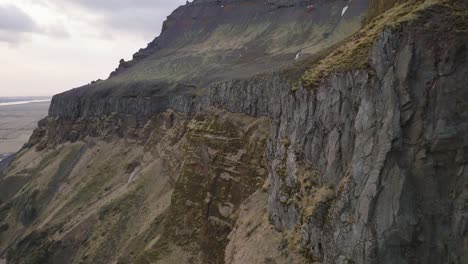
xmin=301 ymin=0 xmax=451 ymax=89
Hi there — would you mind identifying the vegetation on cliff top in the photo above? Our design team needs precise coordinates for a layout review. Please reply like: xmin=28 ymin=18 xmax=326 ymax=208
xmin=300 ymin=0 xmax=464 ymax=88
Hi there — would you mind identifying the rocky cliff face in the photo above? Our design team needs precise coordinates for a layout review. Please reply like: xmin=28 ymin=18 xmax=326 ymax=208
xmin=1 ymin=0 xmax=467 ymax=263
xmin=49 ymin=0 xmax=368 ymax=117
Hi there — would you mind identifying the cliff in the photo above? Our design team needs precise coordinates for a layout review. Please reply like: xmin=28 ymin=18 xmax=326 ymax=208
xmin=0 ymin=0 xmax=467 ymax=263
xmin=48 ymin=0 xmax=368 ymax=118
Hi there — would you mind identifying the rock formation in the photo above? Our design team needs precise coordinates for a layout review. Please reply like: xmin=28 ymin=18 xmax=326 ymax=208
xmin=0 ymin=0 xmax=467 ymax=263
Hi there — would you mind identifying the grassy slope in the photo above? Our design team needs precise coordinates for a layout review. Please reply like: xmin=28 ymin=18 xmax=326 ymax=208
xmin=300 ymin=0 xmax=466 ymax=88
xmin=0 ymin=111 xmax=188 ymax=263
xmin=59 ymin=0 xmax=368 ymax=99
xmin=0 ymin=110 xmax=279 ymax=264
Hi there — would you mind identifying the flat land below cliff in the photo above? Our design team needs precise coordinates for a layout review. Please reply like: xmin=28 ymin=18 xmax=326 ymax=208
xmin=0 ymin=101 xmax=49 ymax=154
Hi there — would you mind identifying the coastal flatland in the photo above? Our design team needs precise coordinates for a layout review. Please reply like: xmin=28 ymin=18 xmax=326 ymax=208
xmin=0 ymin=101 xmax=49 ymax=154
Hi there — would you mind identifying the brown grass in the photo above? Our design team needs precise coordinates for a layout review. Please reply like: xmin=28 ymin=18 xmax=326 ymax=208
xmin=300 ymin=0 xmax=448 ymax=89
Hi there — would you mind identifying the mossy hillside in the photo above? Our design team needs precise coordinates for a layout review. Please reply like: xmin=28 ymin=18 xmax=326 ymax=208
xmin=153 ymin=112 xmax=270 ymax=263
xmin=6 ymin=146 xmax=64 ymax=178
xmin=52 ymin=139 xmax=184 ymax=263
xmin=134 ymin=240 xmax=171 ymax=264
xmin=0 ymin=111 xmax=201 ymax=263
xmin=59 ymin=162 xmax=118 ymax=214
xmin=0 ymin=176 xmax=32 ymax=207
xmin=225 ymin=190 xmax=311 ymax=264
xmin=6 ymin=230 xmax=57 ymax=264
xmin=16 ymin=145 xmax=83 ymax=226
xmin=53 ymin=0 xmax=369 ymax=103
xmin=300 ymin=0 xmax=456 ymax=88
xmin=0 ymin=144 xmax=84 ymax=241
xmin=365 ymin=0 xmax=407 ymax=22
xmin=69 ymin=189 xmax=144 ymax=263
xmin=54 ymin=130 xmax=187 ymax=263
xmin=141 ymin=111 xmax=189 ymax=154
xmin=2 ymin=144 xmax=79 ymax=213
xmin=0 ymin=144 xmax=87 ymax=259
xmin=55 ymin=144 xmax=139 ymax=217
xmin=38 ymin=145 xmax=85 ymax=207
xmin=6 ymin=223 xmax=65 ymax=264
xmin=0 ymin=143 xmax=115 ymax=253
xmin=111 ymin=181 xmax=175 ymax=264
xmin=128 ymin=214 xmax=169 ymax=264
xmin=0 ymin=202 xmax=12 ymax=224
xmin=3 ymin=140 xmax=177 ymax=264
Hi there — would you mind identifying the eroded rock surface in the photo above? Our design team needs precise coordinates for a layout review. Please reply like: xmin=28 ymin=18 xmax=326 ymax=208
xmin=1 ymin=0 xmax=467 ymax=263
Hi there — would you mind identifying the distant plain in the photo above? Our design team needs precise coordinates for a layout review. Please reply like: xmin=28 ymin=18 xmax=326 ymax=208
xmin=0 ymin=101 xmax=50 ymax=155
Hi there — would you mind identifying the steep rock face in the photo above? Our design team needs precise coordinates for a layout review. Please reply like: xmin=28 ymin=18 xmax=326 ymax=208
xmin=1 ymin=110 xmax=276 ymax=264
xmin=49 ymin=0 xmax=368 ymax=119
xmin=2 ymin=0 xmax=467 ymax=264
xmin=153 ymin=112 xmax=271 ymax=263
xmin=212 ymin=4 xmax=468 ymax=263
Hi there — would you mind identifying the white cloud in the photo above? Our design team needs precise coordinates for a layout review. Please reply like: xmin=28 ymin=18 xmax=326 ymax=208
xmin=0 ymin=4 xmax=40 ymax=43
xmin=0 ymin=0 xmax=186 ymax=96
xmin=42 ymin=0 xmax=185 ymax=38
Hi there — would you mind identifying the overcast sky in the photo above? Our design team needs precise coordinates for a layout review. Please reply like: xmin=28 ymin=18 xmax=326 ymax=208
xmin=0 ymin=0 xmax=186 ymax=97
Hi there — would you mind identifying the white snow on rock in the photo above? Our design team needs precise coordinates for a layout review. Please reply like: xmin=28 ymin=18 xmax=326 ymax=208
xmin=295 ymin=49 xmax=303 ymax=60
xmin=341 ymin=5 xmax=349 ymax=16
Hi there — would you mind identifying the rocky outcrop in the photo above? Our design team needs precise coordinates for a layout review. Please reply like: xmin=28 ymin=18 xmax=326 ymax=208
xmin=218 ymin=4 xmax=468 ymax=263
xmin=270 ymin=25 xmax=466 ymax=264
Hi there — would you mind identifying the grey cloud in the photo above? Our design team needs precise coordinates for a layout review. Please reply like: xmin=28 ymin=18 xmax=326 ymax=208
xmin=0 ymin=4 xmax=70 ymax=44
xmin=68 ymin=0 xmax=179 ymax=11
xmin=0 ymin=4 xmax=39 ymax=43
xmin=45 ymin=24 xmax=70 ymax=38
xmin=0 ymin=4 xmax=38 ymax=32
xmin=54 ymin=0 xmax=185 ymax=37
xmin=0 ymin=30 xmax=28 ymax=45
xmin=102 ymin=7 xmax=172 ymax=38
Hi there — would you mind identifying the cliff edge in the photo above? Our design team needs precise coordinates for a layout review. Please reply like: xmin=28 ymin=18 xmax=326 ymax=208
xmin=0 ymin=0 xmax=467 ymax=263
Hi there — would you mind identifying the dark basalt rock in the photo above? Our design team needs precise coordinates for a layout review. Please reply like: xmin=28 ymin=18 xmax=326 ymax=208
xmin=20 ymin=204 xmax=37 ymax=226
xmin=13 ymin=1 xmax=468 ymax=263
xmin=67 ymin=0 xmax=369 ymax=111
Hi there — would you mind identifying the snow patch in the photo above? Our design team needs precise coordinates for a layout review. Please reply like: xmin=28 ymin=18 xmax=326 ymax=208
xmin=295 ymin=49 xmax=303 ymax=61
xmin=341 ymin=5 xmax=349 ymax=17
xmin=127 ymin=167 xmax=141 ymax=183
xmin=0 ymin=154 xmax=11 ymax=162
